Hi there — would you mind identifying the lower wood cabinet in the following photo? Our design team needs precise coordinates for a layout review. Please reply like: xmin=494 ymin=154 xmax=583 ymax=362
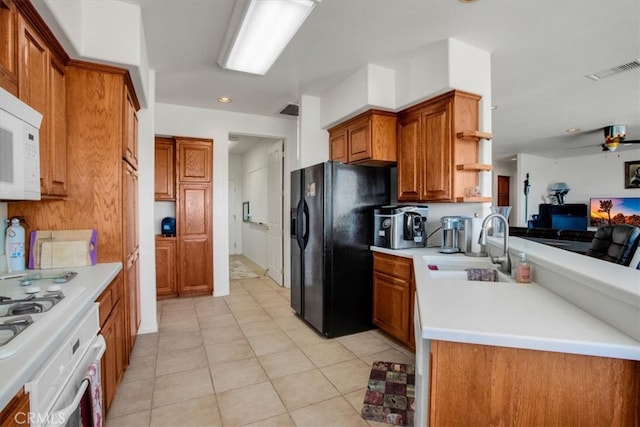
xmin=155 ymin=236 xmax=177 ymax=298
xmin=0 ymin=388 xmax=29 ymax=427
xmin=96 ymin=274 xmax=125 ymax=414
xmin=372 ymin=252 xmax=415 ymax=349
xmin=429 ymin=340 xmax=640 ymax=426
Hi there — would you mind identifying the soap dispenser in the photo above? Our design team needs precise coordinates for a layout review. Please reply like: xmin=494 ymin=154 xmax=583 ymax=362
xmin=515 ymin=252 xmax=531 ymax=283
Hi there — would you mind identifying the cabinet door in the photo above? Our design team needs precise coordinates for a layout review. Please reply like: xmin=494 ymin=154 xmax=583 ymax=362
xmin=123 ymin=87 xmax=138 ymax=169
xmin=421 ymin=100 xmax=452 ymax=201
xmin=177 ymin=138 xmax=212 ymax=182
xmin=348 ymin=117 xmax=372 ymax=163
xmin=18 ymin=16 xmax=48 ymax=193
xmin=46 ymin=55 xmax=67 ymax=197
xmin=124 ymin=162 xmax=138 ymax=259
xmin=372 ymin=271 xmax=411 ymax=343
xmin=125 ymin=251 xmax=140 ymax=356
xmin=101 ymin=298 xmax=124 ymax=413
xmin=0 ymin=0 xmax=18 ymax=94
xmin=154 ymin=137 xmax=175 ymax=200
xmin=0 ymin=387 xmax=30 ymax=427
xmin=329 ymin=129 xmax=348 ymax=163
xmin=155 ymin=238 xmax=177 ymax=298
xmin=397 ymin=114 xmax=421 ymax=201
xmin=178 ymin=184 xmax=212 ymax=295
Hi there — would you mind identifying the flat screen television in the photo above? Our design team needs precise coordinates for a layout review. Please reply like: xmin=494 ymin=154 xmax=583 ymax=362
xmin=589 ymin=197 xmax=640 ymax=227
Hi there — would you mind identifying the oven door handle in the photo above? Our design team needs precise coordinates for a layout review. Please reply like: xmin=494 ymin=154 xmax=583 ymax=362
xmin=45 ymin=335 xmax=106 ymax=427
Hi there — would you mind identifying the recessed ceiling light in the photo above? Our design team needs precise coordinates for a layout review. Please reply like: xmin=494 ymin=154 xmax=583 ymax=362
xmin=565 ymin=128 xmax=581 ymax=133
xmin=218 ymin=97 xmax=232 ymax=103
xmin=458 ymin=0 xmax=478 ymax=3
xmin=510 ymin=157 xmax=517 ymax=161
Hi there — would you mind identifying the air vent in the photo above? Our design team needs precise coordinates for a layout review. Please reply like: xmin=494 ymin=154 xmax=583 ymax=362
xmin=279 ymin=103 xmax=299 ymax=117
xmin=585 ymin=59 xmax=640 ymax=81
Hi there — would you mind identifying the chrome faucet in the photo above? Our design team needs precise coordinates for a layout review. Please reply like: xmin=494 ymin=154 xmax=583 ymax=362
xmin=479 ymin=213 xmax=511 ymax=274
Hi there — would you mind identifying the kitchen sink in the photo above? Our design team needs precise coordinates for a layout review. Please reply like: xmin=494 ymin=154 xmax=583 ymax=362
xmin=422 ymin=256 xmax=514 ymax=283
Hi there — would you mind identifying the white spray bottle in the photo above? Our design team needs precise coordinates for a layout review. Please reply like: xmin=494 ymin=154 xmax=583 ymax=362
xmin=5 ymin=218 xmax=26 ymax=273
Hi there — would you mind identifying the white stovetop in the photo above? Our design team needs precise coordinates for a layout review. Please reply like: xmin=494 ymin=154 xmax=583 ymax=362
xmin=0 ymin=263 xmax=122 ymax=410
xmin=372 ymin=241 xmax=640 ymax=361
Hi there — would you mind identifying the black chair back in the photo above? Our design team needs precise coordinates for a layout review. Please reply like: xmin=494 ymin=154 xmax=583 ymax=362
xmin=586 ymin=224 xmax=640 ymax=266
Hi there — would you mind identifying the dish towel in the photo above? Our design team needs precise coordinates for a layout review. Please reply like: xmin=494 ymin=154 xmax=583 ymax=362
xmin=80 ymin=362 xmax=103 ymax=427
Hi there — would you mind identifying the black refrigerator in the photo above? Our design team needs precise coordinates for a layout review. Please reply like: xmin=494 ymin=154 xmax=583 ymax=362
xmin=290 ymin=161 xmax=390 ymax=338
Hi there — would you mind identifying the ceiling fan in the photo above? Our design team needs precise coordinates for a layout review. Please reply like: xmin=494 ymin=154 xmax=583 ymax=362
xmin=566 ymin=124 xmax=640 ymax=152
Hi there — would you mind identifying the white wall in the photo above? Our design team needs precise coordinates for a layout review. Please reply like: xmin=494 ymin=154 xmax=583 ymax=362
xmin=137 ymin=70 xmax=157 ymax=334
xmin=299 ymin=95 xmax=328 ymax=168
xmin=241 ymin=142 xmax=270 ymax=268
xmin=514 ymin=149 xmax=640 ymax=227
xmin=229 ymin=154 xmax=243 ymax=255
xmin=154 ymin=103 xmax=297 ymax=296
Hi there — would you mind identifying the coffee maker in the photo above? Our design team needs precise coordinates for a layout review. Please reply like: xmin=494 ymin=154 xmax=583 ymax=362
xmin=374 ymin=205 xmax=428 ymax=249
xmin=439 ymin=216 xmax=473 ymax=254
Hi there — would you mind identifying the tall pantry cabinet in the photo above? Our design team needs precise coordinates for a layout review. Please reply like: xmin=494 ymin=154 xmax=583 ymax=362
xmin=8 ymin=60 xmax=141 ymax=364
xmin=154 ymin=136 xmax=213 ymax=298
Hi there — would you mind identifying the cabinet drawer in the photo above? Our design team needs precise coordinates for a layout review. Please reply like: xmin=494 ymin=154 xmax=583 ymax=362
xmin=373 ymin=252 xmax=412 ymax=280
xmin=96 ymin=274 xmax=123 ymax=327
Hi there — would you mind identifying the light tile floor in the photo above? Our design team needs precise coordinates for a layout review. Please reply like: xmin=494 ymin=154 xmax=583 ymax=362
xmin=106 ymin=256 xmax=416 ymax=427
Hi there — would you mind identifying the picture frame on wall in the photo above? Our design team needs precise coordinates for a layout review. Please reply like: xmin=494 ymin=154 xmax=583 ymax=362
xmin=624 ymin=160 xmax=640 ymax=189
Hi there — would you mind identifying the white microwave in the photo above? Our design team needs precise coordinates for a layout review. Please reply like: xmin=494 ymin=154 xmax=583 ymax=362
xmin=0 ymin=87 xmax=42 ymax=201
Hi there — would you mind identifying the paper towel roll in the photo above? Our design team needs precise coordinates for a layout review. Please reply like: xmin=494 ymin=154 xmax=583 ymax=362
xmin=470 ymin=216 xmax=484 ymax=255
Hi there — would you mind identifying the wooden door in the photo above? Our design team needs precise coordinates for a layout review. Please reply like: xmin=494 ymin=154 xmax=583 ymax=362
xmin=397 ymin=114 xmax=421 ymax=201
xmin=178 ymin=184 xmax=212 ymax=295
xmin=373 ymin=271 xmax=410 ymax=343
xmin=0 ymin=0 xmax=18 ymax=94
xmin=177 ymin=138 xmax=212 ymax=182
xmin=47 ymin=55 xmax=67 ymax=197
xmin=154 ymin=137 xmax=175 ymax=200
xmin=497 ymin=175 xmax=510 ymax=206
xmin=155 ymin=237 xmax=177 ymax=298
xmin=123 ymin=87 xmax=138 ymax=169
xmin=421 ymin=99 xmax=452 ymax=201
xmin=329 ymin=129 xmax=348 ymax=163
xmin=348 ymin=116 xmax=371 ymax=163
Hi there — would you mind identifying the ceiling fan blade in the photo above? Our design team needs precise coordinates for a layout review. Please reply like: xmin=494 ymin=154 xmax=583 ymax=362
xmin=622 ymin=139 xmax=640 ymax=144
xmin=565 ymin=144 xmax=600 ymax=150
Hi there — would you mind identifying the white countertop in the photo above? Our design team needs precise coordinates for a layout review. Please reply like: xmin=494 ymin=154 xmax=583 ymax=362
xmin=371 ymin=243 xmax=640 ymax=360
xmin=0 ymin=263 xmax=122 ymax=410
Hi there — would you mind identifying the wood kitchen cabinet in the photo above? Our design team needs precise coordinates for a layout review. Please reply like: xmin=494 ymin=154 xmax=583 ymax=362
xmin=123 ymin=86 xmax=138 ymax=169
xmin=328 ymin=109 xmax=397 ymax=166
xmin=9 ymin=59 xmax=141 ymax=366
xmin=177 ymin=137 xmax=212 ymax=182
xmin=372 ymin=252 xmax=415 ymax=349
xmin=428 ymin=340 xmax=640 ymax=426
xmin=0 ymin=387 xmax=29 ymax=427
xmin=397 ymin=90 xmax=492 ymax=203
xmin=155 ymin=237 xmax=177 ymax=298
xmin=96 ymin=274 xmax=125 ymax=414
xmin=16 ymin=8 xmax=69 ymax=199
xmin=154 ymin=137 xmax=176 ymax=200
xmin=0 ymin=0 xmax=18 ymax=95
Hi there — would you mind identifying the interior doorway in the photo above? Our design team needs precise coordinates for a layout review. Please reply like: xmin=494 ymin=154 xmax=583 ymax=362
xmin=228 ymin=134 xmax=284 ymax=286
xmin=497 ymin=175 xmax=510 ymax=206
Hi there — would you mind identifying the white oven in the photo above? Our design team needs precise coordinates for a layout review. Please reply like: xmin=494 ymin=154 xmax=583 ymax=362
xmin=25 ymin=304 xmax=105 ymax=427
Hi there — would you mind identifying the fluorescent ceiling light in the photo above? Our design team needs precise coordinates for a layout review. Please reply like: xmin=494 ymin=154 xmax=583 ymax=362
xmin=218 ymin=0 xmax=320 ymax=75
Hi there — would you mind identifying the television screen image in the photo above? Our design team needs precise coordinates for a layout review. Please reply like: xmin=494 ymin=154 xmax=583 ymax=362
xmin=589 ymin=198 xmax=640 ymax=227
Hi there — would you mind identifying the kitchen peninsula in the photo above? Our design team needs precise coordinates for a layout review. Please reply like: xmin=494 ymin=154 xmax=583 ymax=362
xmin=372 ymin=237 xmax=640 ymax=425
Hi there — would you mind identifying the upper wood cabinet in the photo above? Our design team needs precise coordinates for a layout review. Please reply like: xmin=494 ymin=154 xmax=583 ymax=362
xmin=123 ymin=86 xmax=139 ymax=169
xmin=397 ymin=90 xmax=492 ymax=203
xmin=177 ymin=137 xmax=212 ymax=182
xmin=328 ymin=109 xmax=397 ymax=166
xmin=16 ymin=12 xmax=68 ymax=198
xmin=0 ymin=0 xmax=18 ymax=95
xmin=154 ymin=137 xmax=175 ymax=200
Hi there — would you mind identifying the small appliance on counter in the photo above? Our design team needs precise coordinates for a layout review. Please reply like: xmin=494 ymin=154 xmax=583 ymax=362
xmin=374 ymin=205 xmax=428 ymax=249
xmin=439 ymin=214 xmax=486 ymax=256
xmin=161 ymin=217 xmax=176 ymax=237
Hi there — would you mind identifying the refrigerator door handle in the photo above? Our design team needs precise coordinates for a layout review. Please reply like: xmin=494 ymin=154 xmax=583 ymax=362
xmin=302 ymin=200 xmax=310 ymax=250
xmin=295 ymin=199 xmax=305 ymax=250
